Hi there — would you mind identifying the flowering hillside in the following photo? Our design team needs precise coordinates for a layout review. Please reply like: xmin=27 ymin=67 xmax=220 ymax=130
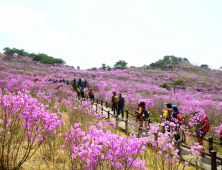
xmin=0 ymin=54 xmax=221 ymax=169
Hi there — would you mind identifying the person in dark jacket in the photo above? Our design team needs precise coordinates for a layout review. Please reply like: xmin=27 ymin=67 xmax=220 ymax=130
xmin=117 ymin=93 xmax=125 ymax=119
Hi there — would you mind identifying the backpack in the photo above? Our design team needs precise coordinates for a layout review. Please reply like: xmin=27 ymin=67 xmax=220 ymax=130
xmin=167 ymin=109 xmax=174 ymax=121
xmin=203 ymin=116 xmax=210 ymax=133
xmin=81 ymin=88 xmax=85 ymax=93
xmin=77 ymin=88 xmax=80 ymax=93
xmin=89 ymin=91 xmax=94 ymax=96
xmin=141 ymin=107 xmax=149 ymax=118
xmin=113 ymin=96 xmax=118 ymax=104
xmin=176 ymin=113 xmax=185 ymax=125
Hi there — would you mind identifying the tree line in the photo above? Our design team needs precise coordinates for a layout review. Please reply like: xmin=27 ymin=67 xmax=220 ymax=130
xmin=2 ymin=47 xmax=66 ymax=65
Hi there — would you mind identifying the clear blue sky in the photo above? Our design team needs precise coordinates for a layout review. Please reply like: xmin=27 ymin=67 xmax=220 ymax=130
xmin=0 ymin=0 xmax=222 ymax=69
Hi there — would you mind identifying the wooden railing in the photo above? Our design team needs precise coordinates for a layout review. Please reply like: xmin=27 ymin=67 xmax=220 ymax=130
xmin=81 ymin=96 xmax=222 ymax=170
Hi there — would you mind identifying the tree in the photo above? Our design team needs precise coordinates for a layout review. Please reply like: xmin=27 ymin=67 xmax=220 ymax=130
xmin=102 ymin=63 xmax=107 ymax=70
xmin=54 ymin=58 xmax=65 ymax=65
xmin=201 ymin=64 xmax=209 ymax=68
xmin=219 ymin=66 xmax=222 ymax=70
xmin=172 ymin=79 xmax=185 ymax=93
xmin=77 ymin=66 xmax=80 ymax=70
xmin=3 ymin=47 xmax=16 ymax=59
xmin=114 ymin=60 xmax=128 ymax=69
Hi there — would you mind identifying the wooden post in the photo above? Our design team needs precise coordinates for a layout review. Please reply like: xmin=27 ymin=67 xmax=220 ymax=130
xmin=106 ymin=101 xmax=108 ymax=108
xmin=96 ymin=104 xmax=98 ymax=112
xmin=108 ymin=111 xmax=110 ymax=119
xmin=177 ymin=140 xmax=181 ymax=157
xmin=97 ymin=99 xmax=98 ymax=104
xmin=101 ymin=100 xmax=103 ymax=106
xmin=210 ymin=150 xmax=217 ymax=170
xmin=125 ymin=120 xmax=128 ymax=134
xmin=137 ymin=127 xmax=140 ymax=138
xmin=208 ymin=137 xmax=214 ymax=153
xmin=101 ymin=107 xmax=103 ymax=115
xmin=126 ymin=110 xmax=129 ymax=120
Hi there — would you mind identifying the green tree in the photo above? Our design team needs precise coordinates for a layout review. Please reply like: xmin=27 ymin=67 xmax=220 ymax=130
xmin=102 ymin=63 xmax=107 ymax=70
xmin=201 ymin=64 xmax=209 ymax=68
xmin=54 ymin=58 xmax=65 ymax=65
xmin=3 ymin=47 xmax=16 ymax=59
xmin=114 ymin=60 xmax=127 ymax=69
xmin=172 ymin=79 xmax=185 ymax=93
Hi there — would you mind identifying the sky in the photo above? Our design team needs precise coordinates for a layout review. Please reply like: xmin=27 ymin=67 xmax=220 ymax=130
xmin=0 ymin=0 xmax=222 ymax=69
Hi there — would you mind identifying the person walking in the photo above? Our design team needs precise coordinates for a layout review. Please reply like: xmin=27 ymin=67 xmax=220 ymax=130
xmin=88 ymin=88 xmax=94 ymax=100
xmin=137 ymin=101 xmax=149 ymax=127
xmin=163 ymin=103 xmax=173 ymax=132
xmin=117 ymin=93 xmax=124 ymax=119
xmin=80 ymin=87 xmax=85 ymax=98
xmin=112 ymin=92 xmax=118 ymax=115
xmin=76 ymin=87 xmax=81 ymax=98
xmin=171 ymin=105 xmax=185 ymax=142
xmin=194 ymin=112 xmax=210 ymax=156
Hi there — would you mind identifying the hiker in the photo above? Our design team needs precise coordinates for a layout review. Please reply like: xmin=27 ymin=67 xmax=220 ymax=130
xmin=80 ymin=87 xmax=85 ymax=98
xmin=88 ymin=88 xmax=94 ymax=100
xmin=137 ymin=101 xmax=149 ymax=127
xmin=172 ymin=105 xmax=185 ymax=142
xmin=78 ymin=78 xmax=82 ymax=87
xmin=76 ymin=87 xmax=81 ymax=97
xmin=60 ymin=79 xmax=62 ymax=82
xmin=117 ymin=93 xmax=125 ymax=119
xmin=66 ymin=80 xmax=70 ymax=85
xmin=194 ymin=111 xmax=210 ymax=154
xmin=112 ymin=92 xmax=118 ymax=115
xmin=163 ymin=103 xmax=173 ymax=132
xmin=63 ymin=78 xmax=65 ymax=83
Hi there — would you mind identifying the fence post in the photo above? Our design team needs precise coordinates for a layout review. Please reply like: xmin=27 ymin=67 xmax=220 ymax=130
xmin=210 ymin=150 xmax=217 ymax=170
xmin=101 ymin=107 xmax=103 ymax=115
xmin=96 ymin=104 xmax=98 ymax=112
xmin=97 ymin=99 xmax=98 ymax=104
xmin=208 ymin=137 xmax=214 ymax=153
xmin=106 ymin=101 xmax=108 ymax=108
xmin=137 ymin=127 xmax=140 ymax=138
xmin=108 ymin=111 xmax=110 ymax=119
xmin=126 ymin=110 xmax=129 ymax=120
xmin=176 ymin=140 xmax=181 ymax=157
xmin=101 ymin=100 xmax=103 ymax=106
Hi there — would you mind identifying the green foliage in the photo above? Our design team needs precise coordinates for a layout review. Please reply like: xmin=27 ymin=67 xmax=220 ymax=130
xmin=173 ymin=79 xmax=184 ymax=85
xmin=141 ymin=65 xmax=149 ymax=69
xmin=159 ymin=83 xmax=168 ymax=88
xmin=159 ymin=83 xmax=170 ymax=90
xmin=149 ymin=55 xmax=190 ymax=69
xmin=114 ymin=60 xmax=128 ymax=69
xmin=3 ymin=47 xmax=65 ymax=65
xmin=102 ymin=63 xmax=107 ymax=70
xmin=201 ymin=64 xmax=209 ymax=68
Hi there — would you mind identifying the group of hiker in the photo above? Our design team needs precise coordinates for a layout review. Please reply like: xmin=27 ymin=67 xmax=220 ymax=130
xmin=163 ymin=103 xmax=210 ymax=154
xmin=111 ymin=92 xmax=125 ymax=119
xmin=135 ymin=102 xmax=150 ymax=127
xmin=75 ymin=86 xmax=94 ymax=100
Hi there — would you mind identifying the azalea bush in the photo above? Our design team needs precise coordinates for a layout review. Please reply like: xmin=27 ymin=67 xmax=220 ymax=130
xmin=0 ymin=92 xmax=65 ymax=169
xmin=0 ymin=55 xmax=221 ymax=168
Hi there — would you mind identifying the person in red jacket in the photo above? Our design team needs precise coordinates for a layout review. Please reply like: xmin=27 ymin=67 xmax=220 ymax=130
xmin=194 ymin=112 xmax=210 ymax=153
